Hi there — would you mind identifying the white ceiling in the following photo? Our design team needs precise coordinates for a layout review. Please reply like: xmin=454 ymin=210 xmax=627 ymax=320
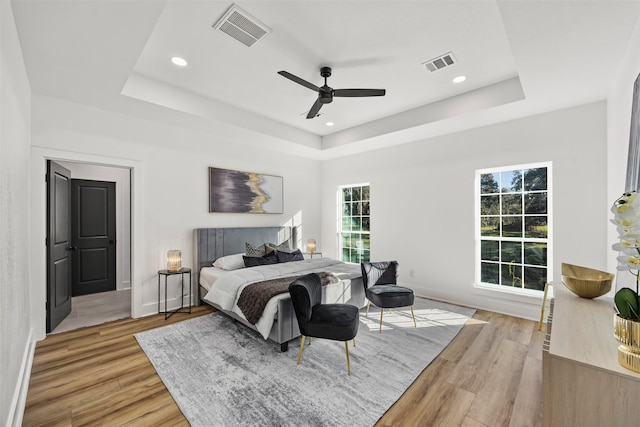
xmin=10 ymin=0 xmax=640 ymax=158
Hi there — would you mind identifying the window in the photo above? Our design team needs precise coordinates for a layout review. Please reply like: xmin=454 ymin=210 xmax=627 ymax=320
xmin=339 ymin=184 xmax=370 ymax=263
xmin=477 ymin=163 xmax=551 ymax=293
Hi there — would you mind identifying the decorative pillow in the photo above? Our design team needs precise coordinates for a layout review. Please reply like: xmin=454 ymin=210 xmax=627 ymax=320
xmin=276 ymin=249 xmax=304 ymax=263
xmin=245 ymin=242 xmax=266 ymax=257
xmin=212 ymin=253 xmax=245 ymax=271
xmin=265 ymin=240 xmax=292 ymax=254
xmin=243 ymin=251 xmax=278 ymax=267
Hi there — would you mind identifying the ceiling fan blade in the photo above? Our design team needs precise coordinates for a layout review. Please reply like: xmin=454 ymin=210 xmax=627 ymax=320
xmin=306 ymin=98 xmax=323 ymax=119
xmin=334 ymin=88 xmax=386 ymax=97
xmin=278 ymin=71 xmax=320 ymax=92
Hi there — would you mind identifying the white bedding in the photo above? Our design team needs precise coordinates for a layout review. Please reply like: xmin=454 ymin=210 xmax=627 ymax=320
xmin=201 ymin=258 xmax=362 ymax=339
xmin=198 ymin=266 xmax=227 ymax=292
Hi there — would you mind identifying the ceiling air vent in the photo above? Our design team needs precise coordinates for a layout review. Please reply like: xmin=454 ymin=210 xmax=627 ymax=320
xmin=422 ymin=52 xmax=457 ymax=72
xmin=213 ymin=4 xmax=272 ymax=47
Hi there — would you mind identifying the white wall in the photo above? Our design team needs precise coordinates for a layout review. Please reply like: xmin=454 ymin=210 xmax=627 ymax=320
xmin=29 ymin=94 xmax=322 ymax=340
xmin=320 ymin=102 xmax=608 ymax=320
xmin=58 ymin=161 xmax=131 ymax=292
xmin=1 ymin=2 xmax=33 ymax=425
xmin=607 ymin=14 xmax=640 ymax=276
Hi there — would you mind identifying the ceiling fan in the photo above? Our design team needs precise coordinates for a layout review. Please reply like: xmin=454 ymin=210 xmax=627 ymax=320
xmin=277 ymin=67 xmax=386 ymax=119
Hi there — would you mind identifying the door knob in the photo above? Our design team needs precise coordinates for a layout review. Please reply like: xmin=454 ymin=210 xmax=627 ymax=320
xmin=66 ymin=246 xmax=77 ymax=251
xmin=109 ymin=240 xmax=115 ymax=244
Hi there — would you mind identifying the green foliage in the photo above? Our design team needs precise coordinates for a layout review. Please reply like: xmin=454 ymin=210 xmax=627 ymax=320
xmin=480 ymin=173 xmax=499 ymax=194
xmin=615 ymin=287 xmax=640 ymax=321
xmin=524 ymin=168 xmax=547 ymax=191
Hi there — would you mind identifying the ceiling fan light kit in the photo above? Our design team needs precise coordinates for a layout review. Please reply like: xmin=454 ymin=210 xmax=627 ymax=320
xmin=278 ymin=67 xmax=386 ymax=119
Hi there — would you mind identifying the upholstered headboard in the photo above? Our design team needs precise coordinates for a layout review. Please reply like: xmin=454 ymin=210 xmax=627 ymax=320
xmin=193 ymin=226 xmax=297 ymax=300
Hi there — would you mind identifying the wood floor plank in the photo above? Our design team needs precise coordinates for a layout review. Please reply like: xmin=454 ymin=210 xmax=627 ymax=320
xmin=24 ymin=379 xmax=122 ymax=421
xmin=70 ymin=381 xmax=169 ymax=425
xmin=438 ymin=317 xmax=487 ymax=363
xmin=24 ymin=306 xmax=543 ymax=427
xmin=509 ymin=354 xmax=543 ymax=427
xmin=377 ymin=357 xmax=458 ymax=425
xmin=414 ymin=382 xmax=475 ymax=427
xmin=462 ymin=416 xmax=491 ymax=427
xmin=466 ymin=338 xmax=529 ymax=426
xmin=445 ymin=319 xmax=503 ymax=394
xmin=527 ymin=327 xmax=546 ymax=360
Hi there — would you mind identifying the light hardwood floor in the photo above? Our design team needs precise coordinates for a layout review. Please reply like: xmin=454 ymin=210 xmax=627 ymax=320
xmin=23 ymin=306 xmax=543 ymax=426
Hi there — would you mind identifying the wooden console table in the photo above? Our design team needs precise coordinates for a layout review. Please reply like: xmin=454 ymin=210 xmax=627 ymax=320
xmin=543 ymin=282 xmax=640 ymax=426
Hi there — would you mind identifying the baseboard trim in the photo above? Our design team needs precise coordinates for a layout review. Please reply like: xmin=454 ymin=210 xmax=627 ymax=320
xmin=140 ymin=296 xmax=194 ymax=318
xmin=6 ymin=328 xmax=35 ymax=427
xmin=412 ymin=287 xmax=541 ymax=322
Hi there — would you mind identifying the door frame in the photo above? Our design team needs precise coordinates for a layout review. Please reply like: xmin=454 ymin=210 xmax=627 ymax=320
xmin=31 ymin=147 xmax=142 ymax=341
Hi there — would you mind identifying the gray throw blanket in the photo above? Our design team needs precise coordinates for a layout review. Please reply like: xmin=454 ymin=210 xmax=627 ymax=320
xmin=237 ymin=272 xmax=339 ymax=324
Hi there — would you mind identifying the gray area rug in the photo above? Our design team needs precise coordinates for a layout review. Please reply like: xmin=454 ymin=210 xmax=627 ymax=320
xmin=135 ymin=298 xmax=474 ymax=427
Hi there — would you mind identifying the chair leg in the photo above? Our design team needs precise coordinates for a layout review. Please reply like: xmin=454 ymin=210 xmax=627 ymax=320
xmin=538 ymin=282 xmax=550 ymax=331
xmin=379 ymin=308 xmax=384 ymax=333
xmin=297 ymin=336 xmax=306 ymax=365
xmin=345 ymin=341 xmax=351 ymax=375
xmin=308 ymin=337 xmax=312 ymax=345
xmin=353 ymin=338 xmax=356 ymax=347
xmin=366 ymin=300 xmax=371 ymax=318
xmin=410 ymin=305 xmax=417 ymax=327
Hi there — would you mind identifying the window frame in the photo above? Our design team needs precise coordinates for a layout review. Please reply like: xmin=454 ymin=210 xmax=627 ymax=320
xmin=337 ymin=183 xmax=371 ymax=264
xmin=475 ymin=162 xmax=553 ymax=296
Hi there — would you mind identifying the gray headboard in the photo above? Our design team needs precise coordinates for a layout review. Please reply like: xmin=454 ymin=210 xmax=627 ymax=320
xmin=193 ymin=226 xmax=297 ymax=300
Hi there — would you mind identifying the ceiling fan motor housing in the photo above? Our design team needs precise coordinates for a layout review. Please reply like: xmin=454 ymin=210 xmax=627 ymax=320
xmin=320 ymin=88 xmax=333 ymax=103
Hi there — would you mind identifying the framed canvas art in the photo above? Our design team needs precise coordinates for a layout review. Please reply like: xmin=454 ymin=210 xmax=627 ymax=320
xmin=209 ymin=167 xmax=283 ymax=214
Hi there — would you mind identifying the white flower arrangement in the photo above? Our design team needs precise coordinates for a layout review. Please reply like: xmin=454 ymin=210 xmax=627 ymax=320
xmin=612 ymin=191 xmax=640 ymax=320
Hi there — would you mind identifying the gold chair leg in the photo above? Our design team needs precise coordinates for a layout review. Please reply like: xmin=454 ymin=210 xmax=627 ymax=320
xmin=297 ymin=336 xmax=306 ymax=365
xmin=410 ymin=305 xmax=417 ymax=327
xmin=538 ymin=282 xmax=550 ymax=331
xmin=379 ymin=308 xmax=384 ymax=333
xmin=353 ymin=338 xmax=356 ymax=347
xmin=366 ymin=300 xmax=371 ymax=317
xmin=345 ymin=341 xmax=351 ymax=375
xmin=308 ymin=337 xmax=312 ymax=345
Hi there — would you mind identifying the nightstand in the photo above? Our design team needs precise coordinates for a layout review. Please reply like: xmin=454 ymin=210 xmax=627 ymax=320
xmin=158 ymin=268 xmax=192 ymax=320
xmin=304 ymin=252 xmax=323 ymax=259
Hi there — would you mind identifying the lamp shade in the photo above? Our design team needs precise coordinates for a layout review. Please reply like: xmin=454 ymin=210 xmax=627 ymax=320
xmin=307 ymin=239 xmax=316 ymax=254
xmin=167 ymin=250 xmax=182 ymax=271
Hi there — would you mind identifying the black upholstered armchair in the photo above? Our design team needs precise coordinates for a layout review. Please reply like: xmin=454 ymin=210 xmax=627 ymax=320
xmin=288 ymin=273 xmax=360 ymax=375
xmin=361 ymin=261 xmax=416 ymax=332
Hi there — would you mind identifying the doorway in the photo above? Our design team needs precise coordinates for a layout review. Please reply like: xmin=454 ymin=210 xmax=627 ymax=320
xmin=71 ymin=179 xmax=116 ymax=296
xmin=46 ymin=160 xmax=132 ymax=333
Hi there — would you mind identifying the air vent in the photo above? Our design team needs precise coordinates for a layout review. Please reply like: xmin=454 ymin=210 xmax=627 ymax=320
xmin=422 ymin=52 xmax=457 ymax=72
xmin=213 ymin=5 xmax=271 ymax=47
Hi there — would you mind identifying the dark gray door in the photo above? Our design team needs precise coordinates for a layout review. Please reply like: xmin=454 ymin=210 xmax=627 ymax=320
xmin=71 ymin=179 xmax=116 ymax=296
xmin=47 ymin=160 xmax=72 ymax=333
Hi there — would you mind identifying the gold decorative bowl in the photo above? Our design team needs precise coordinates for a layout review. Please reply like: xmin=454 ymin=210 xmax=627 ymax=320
xmin=561 ymin=263 xmax=614 ymax=299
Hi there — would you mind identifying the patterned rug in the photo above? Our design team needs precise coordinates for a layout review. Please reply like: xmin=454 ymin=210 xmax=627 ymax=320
xmin=135 ymin=298 xmax=474 ymax=427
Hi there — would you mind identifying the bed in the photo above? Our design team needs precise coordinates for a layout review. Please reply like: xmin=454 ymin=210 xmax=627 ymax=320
xmin=193 ymin=227 xmax=366 ymax=351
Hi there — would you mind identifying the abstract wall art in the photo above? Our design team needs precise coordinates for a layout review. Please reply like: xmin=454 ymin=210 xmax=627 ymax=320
xmin=209 ymin=167 xmax=283 ymax=214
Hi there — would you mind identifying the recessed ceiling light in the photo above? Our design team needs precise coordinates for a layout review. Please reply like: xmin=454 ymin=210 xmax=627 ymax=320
xmin=326 ymin=122 xmax=334 ymax=127
xmin=452 ymin=75 xmax=466 ymax=83
xmin=171 ymin=56 xmax=188 ymax=67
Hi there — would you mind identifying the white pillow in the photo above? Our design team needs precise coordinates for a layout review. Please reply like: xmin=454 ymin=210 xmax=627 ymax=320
xmin=213 ymin=253 xmax=246 ymax=271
